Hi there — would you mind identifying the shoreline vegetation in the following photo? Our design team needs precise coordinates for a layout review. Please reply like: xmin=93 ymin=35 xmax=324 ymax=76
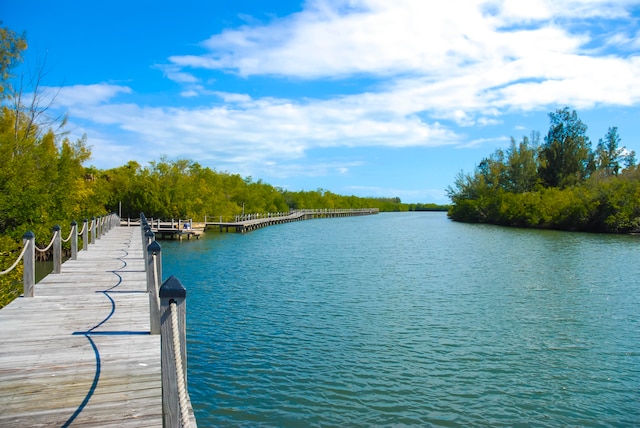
xmin=447 ymin=107 xmax=639 ymax=233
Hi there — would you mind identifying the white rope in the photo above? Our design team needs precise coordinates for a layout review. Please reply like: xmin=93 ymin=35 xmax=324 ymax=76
xmin=0 ymin=244 xmax=29 ymax=276
xmin=61 ymin=225 xmax=75 ymax=243
xmin=170 ymin=301 xmax=191 ymax=428
xmin=35 ymin=231 xmax=58 ymax=253
xmin=78 ymin=221 xmax=87 ymax=235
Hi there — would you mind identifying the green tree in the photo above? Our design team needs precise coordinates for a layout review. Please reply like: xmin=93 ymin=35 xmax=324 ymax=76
xmin=623 ymin=151 xmax=636 ymax=170
xmin=595 ymin=127 xmax=624 ymax=176
xmin=505 ymin=133 xmax=539 ymax=193
xmin=0 ymin=24 xmax=27 ymax=99
xmin=539 ymin=108 xmax=594 ymax=188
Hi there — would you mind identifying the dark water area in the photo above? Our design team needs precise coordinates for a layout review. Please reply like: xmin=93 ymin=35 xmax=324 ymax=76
xmin=161 ymin=212 xmax=640 ymax=427
xmin=35 ymin=260 xmax=53 ymax=283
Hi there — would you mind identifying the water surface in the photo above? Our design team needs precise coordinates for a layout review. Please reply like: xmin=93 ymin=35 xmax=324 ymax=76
xmin=162 ymin=212 xmax=640 ymax=427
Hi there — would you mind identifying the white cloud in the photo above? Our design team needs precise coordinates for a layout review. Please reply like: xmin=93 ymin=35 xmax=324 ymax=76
xmin=165 ymin=0 xmax=640 ymax=118
xmin=52 ymin=83 xmax=131 ymax=106
xmin=170 ymin=0 xmax=634 ymax=79
xmin=60 ymin=90 xmax=459 ymax=168
xmin=155 ymin=64 xmax=200 ymax=84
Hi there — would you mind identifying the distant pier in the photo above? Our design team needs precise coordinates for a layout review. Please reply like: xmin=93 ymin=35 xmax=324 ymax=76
xmin=123 ymin=209 xmax=379 ymax=236
xmin=206 ymin=208 xmax=379 ymax=233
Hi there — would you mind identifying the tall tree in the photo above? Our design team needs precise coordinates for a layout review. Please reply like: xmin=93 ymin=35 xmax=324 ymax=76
xmin=595 ymin=127 xmax=624 ymax=176
xmin=538 ymin=107 xmax=594 ymax=188
xmin=505 ymin=134 xmax=539 ymax=193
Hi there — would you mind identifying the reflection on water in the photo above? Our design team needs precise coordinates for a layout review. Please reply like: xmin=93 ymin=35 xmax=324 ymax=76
xmin=35 ymin=260 xmax=53 ymax=283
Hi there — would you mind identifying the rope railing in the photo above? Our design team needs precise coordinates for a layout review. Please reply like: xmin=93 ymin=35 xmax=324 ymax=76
xmin=60 ymin=224 xmax=75 ymax=243
xmin=170 ymin=301 xmax=191 ymax=427
xmin=35 ymin=230 xmax=58 ymax=253
xmin=77 ymin=220 xmax=87 ymax=236
xmin=1 ymin=214 xmax=119 ymax=298
xmin=141 ymin=212 xmax=196 ymax=427
xmin=0 ymin=243 xmax=29 ymax=276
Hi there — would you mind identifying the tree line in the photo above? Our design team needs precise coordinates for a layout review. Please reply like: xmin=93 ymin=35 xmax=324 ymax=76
xmin=447 ymin=107 xmax=639 ymax=232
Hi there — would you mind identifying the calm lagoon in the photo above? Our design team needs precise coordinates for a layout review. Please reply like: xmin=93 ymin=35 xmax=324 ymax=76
xmin=162 ymin=211 xmax=640 ymax=427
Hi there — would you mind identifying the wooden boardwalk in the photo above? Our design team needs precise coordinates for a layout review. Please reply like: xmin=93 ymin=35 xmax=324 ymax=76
xmin=206 ymin=208 xmax=379 ymax=233
xmin=0 ymin=226 xmax=162 ymax=427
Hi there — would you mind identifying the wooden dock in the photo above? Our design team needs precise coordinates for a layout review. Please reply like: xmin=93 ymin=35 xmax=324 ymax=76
xmin=152 ymin=227 xmax=202 ymax=241
xmin=206 ymin=208 xmax=379 ymax=233
xmin=121 ymin=209 xmax=378 ymax=235
xmin=0 ymin=226 xmax=164 ymax=426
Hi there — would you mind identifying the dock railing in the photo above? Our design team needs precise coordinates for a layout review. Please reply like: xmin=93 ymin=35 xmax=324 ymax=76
xmin=0 ymin=213 xmax=120 ymax=298
xmin=0 ymin=212 xmax=196 ymax=427
xmin=141 ymin=213 xmax=197 ymax=427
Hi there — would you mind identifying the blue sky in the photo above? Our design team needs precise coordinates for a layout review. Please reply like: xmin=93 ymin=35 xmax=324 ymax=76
xmin=4 ymin=0 xmax=640 ymax=203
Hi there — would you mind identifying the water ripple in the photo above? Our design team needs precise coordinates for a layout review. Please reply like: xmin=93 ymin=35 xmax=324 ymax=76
xmin=163 ymin=213 xmax=640 ymax=427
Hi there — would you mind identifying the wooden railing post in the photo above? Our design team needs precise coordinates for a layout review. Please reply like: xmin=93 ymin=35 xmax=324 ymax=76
xmin=146 ymin=229 xmax=155 ymax=245
xmin=159 ymin=275 xmax=187 ymax=427
xmin=70 ymin=221 xmax=78 ymax=260
xmin=91 ymin=217 xmax=96 ymax=245
xmin=97 ymin=216 xmax=102 ymax=239
xmin=147 ymin=241 xmax=162 ymax=335
xmin=141 ymin=221 xmax=149 ymax=241
xmin=52 ymin=225 xmax=61 ymax=274
xmin=144 ymin=229 xmax=155 ymax=265
xmin=22 ymin=231 xmax=35 ymax=298
xmin=83 ymin=219 xmax=89 ymax=251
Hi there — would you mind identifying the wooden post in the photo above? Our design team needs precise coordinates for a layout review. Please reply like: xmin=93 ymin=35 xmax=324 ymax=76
xmin=141 ymin=221 xmax=149 ymax=242
xmin=146 ymin=230 xmax=155 ymax=247
xmin=159 ymin=275 xmax=187 ymax=427
xmin=53 ymin=225 xmax=61 ymax=274
xmin=144 ymin=229 xmax=154 ymax=265
xmin=142 ymin=224 xmax=150 ymax=247
xmin=22 ymin=231 xmax=35 ymax=298
xmin=91 ymin=217 xmax=96 ymax=244
xmin=83 ymin=219 xmax=89 ymax=251
xmin=70 ymin=221 xmax=78 ymax=260
xmin=147 ymin=241 xmax=162 ymax=335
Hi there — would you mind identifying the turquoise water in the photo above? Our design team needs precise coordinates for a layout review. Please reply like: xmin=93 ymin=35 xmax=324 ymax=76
xmin=161 ymin=212 xmax=640 ymax=427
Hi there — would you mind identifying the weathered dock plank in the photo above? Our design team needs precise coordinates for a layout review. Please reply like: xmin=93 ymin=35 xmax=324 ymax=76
xmin=0 ymin=226 xmax=162 ymax=427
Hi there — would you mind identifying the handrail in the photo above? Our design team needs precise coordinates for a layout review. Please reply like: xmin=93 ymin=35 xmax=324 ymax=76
xmin=77 ymin=220 xmax=87 ymax=236
xmin=0 ymin=243 xmax=29 ymax=276
xmin=141 ymin=212 xmax=196 ymax=427
xmin=170 ymin=301 xmax=191 ymax=427
xmin=61 ymin=224 xmax=75 ymax=243
xmin=35 ymin=229 xmax=58 ymax=253
xmin=1 ymin=214 xmax=119 ymax=298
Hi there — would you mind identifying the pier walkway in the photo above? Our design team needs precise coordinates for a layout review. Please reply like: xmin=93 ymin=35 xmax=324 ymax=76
xmin=0 ymin=225 xmax=172 ymax=426
xmin=207 ymin=208 xmax=379 ymax=233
